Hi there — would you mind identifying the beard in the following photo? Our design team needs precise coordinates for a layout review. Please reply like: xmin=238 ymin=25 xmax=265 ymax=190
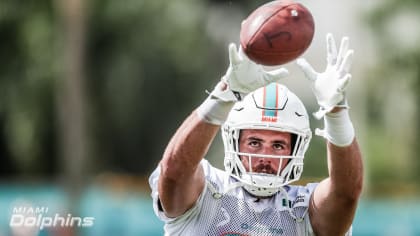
xmin=253 ymin=162 xmax=278 ymax=174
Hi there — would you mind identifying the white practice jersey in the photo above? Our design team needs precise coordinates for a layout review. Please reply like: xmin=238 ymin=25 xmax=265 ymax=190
xmin=149 ymin=159 xmax=352 ymax=236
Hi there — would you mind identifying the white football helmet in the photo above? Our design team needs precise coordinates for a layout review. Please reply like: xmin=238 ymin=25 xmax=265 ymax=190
xmin=222 ymin=83 xmax=312 ymax=197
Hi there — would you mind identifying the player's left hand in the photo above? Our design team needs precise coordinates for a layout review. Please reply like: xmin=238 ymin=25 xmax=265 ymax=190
xmin=297 ymin=33 xmax=354 ymax=119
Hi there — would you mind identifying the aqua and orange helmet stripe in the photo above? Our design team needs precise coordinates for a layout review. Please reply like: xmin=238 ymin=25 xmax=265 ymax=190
xmin=261 ymin=83 xmax=279 ymax=122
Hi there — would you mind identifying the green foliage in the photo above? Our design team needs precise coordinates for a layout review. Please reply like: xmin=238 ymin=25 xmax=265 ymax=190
xmin=85 ymin=0 xmax=224 ymax=173
xmin=1 ymin=0 xmax=251 ymax=177
xmin=364 ymin=0 xmax=420 ymax=189
xmin=4 ymin=0 xmax=418 ymax=189
xmin=0 ymin=0 xmax=57 ymax=176
xmin=301 ymin=136 xmax=328 ymax=178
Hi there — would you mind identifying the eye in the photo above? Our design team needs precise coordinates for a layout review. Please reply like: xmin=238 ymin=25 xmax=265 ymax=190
xmin=273 ymin=143 xmax=285 ymax=150
xmin=248 ymin=141 xmax=260 ymax=148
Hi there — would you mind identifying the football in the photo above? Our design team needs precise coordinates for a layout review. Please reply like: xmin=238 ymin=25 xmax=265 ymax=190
xmin=240 ymin=0 xmax=315 ymax=66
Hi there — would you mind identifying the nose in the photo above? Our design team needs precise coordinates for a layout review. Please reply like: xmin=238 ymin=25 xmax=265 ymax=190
xmin=259 ymin=144 xmax=276 ymax=157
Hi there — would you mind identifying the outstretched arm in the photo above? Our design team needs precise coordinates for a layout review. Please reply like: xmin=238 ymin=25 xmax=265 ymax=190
xmin=297 ymin=34 xmax=364 ymax=235
xmin=309 ymin=109 xmax=363 ymax=236
xmin=159 ymin=111 xmax=219 ymax=218
xmin=158 ymin=43 xmax=289 ymax=218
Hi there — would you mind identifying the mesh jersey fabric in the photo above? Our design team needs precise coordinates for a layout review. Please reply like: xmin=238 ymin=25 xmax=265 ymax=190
xmin=149 ymin=159 xmax=352 ymax=236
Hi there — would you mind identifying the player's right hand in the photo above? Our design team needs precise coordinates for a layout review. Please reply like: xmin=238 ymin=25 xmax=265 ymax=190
xmin=222 ymin=43 xmax=289 ymax=100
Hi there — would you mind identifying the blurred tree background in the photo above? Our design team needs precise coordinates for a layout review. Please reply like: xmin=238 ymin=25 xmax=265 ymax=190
xmin=364 ymin=0 xmax=420 ymax=195
xmin=0 ymin=0 xmax=419 ymax=199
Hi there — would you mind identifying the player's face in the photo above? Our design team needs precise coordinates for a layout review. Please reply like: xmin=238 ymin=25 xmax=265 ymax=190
xmin=239 ymin=129 xmax=292 ymax=174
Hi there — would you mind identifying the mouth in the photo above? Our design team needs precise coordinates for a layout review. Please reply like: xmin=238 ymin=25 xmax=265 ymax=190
xmin=260 ymin=169 xmax=273 ymax=174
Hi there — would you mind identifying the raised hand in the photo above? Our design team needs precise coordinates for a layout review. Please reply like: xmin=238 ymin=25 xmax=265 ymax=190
xmin=297 ymin=33 xmax=354 ymax=119
xmin=221 ymin=43 xmax=289 ymax=101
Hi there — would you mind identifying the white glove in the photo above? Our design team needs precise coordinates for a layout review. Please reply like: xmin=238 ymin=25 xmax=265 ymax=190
xmin=197 ymin=43 xmax=289 ymax=125
xmin=297 ymin=33 xmax=353 ymax=119
xmin=212 ymin=43 xmax=289 ymax=102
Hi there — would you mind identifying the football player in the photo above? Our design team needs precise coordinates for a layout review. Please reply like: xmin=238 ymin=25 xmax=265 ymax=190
xmin=149 ymin=33 xmax=363 ymax=236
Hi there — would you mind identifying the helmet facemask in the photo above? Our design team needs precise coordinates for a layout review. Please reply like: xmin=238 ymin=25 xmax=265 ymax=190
xmin=222 ymin=83 xmax=312 ymax=197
